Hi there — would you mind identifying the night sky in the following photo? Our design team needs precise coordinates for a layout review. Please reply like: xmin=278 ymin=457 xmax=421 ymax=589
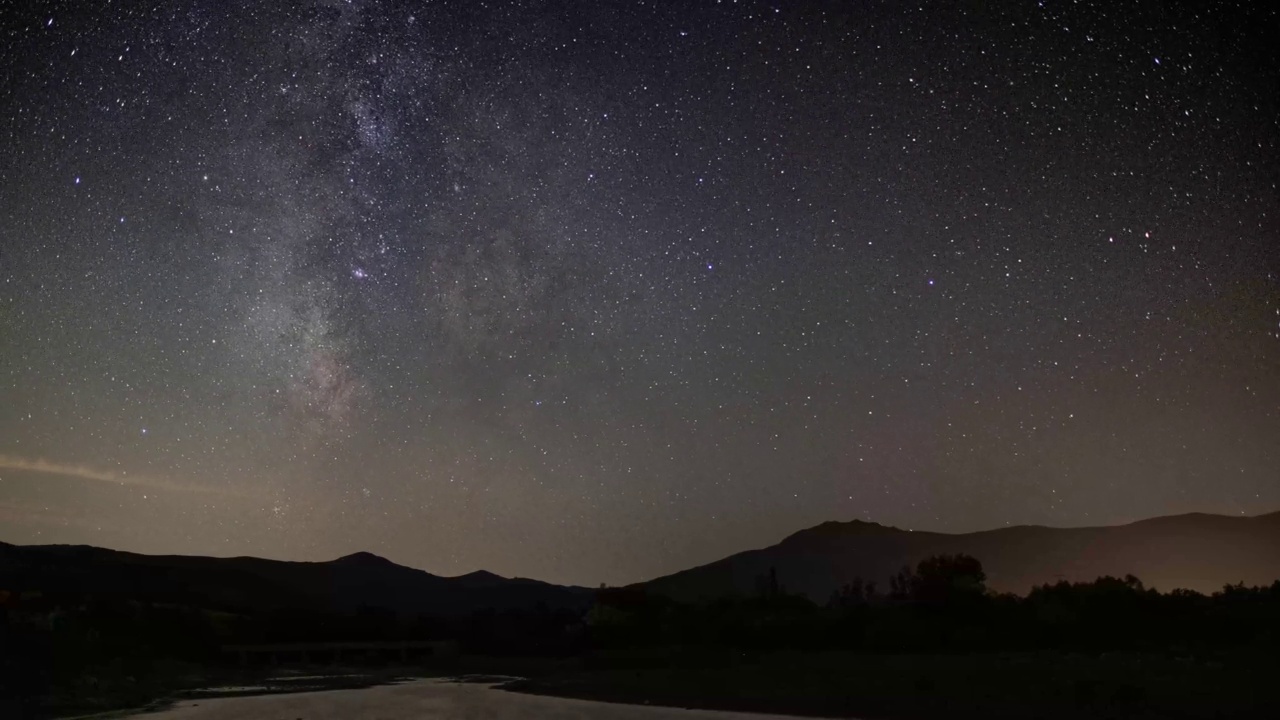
xmin=1 ymin=0 xmax=1277 ymax=587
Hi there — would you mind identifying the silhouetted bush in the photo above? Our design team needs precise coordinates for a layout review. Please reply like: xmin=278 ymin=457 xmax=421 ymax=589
xmin=586 ymin=556 xmax=1280 ymax=656
xmin=4 ymin=556 xmax=1278 ymax=716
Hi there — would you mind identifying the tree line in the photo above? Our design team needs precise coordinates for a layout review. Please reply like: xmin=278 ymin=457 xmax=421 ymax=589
xmin=588 ymin=554 xmax=1280 ymax=655
xmin=3 ymin=554 xmax=1278 ymax=715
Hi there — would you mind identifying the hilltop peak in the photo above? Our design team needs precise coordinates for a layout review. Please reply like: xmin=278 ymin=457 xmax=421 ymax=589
xmin=781 ymin=518 xmax=895 ymax=544
xmin=644 ymin=510 xmax=1280 ymax=602
xmin=332 ymin=551 xmax=396 ymax=566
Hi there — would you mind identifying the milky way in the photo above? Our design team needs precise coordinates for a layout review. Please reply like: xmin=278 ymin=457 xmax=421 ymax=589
xmin=1 ymin=0 xmax=1277 ymax=585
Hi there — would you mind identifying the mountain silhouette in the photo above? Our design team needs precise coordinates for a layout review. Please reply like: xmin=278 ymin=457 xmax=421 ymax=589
xmin=0 ymin=543 xmax=592 ymax=617
xmin=5 ymin=510 xmax=1278 ymax=614
xmin=332 ymin=550 xmax=399 ymax=566
xmin=640 ymin=511 xmax=1280 ymax=602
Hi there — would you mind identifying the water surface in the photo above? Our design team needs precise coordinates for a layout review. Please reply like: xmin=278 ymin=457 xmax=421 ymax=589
xmin=139 ymin=678 xmax=819 ymax=720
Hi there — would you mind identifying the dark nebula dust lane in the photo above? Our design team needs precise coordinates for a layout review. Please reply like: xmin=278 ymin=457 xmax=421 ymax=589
xmin=1 ymin=0 xmax=1277 ymax=586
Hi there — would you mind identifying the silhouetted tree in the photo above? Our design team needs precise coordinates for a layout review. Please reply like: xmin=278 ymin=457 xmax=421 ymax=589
xmin=911 ymin=554 xmax=987 ymax=607
xmin=889 ymin=566 xmax=914 ymax=602
xmin=829 ymin=578 xmax=878 ymax=608
xmin=756 ymin=566 xmax=784 ymax=599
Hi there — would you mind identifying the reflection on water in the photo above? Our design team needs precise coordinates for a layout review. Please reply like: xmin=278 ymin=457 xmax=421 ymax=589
xmin=143 ymin=678 xmax=814 ymax=719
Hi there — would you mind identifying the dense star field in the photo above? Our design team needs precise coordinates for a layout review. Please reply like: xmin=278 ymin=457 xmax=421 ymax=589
xmin=0 ymin=0 xmax=1276 ymax=586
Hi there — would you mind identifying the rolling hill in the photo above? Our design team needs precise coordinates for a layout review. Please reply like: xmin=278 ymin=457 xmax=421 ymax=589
xmin=640 ymin=511 xmax=1280 ymax=602
xmin=0 ymin=543 xmax=593 ymax=617
xmin=5 ymin=510 xmax=1278 ymax=615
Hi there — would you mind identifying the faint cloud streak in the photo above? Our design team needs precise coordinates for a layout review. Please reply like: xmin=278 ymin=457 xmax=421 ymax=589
xmin=0 ymin=454 xmax=255 ymax=499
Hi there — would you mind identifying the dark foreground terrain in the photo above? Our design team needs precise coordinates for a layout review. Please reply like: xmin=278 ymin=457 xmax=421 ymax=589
xmin=10 ymin=650 xmax=1278 ymax=720
xmin=509 ymin=649 xmax=1279 ymax=720
xmin=643 ymin=510 xmax=1280 ymax=601
xmin=3 ymin=526 xmax=1279 ymax=718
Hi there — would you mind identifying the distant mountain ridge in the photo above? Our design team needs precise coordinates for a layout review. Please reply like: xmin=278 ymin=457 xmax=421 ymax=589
xmin=4 ymin=510 xmax=1278 ymax=614
xmin=640 ymin=511 xmax=1280 ymax=602
xmin=0 ymin=543 xmax=593 ymax=617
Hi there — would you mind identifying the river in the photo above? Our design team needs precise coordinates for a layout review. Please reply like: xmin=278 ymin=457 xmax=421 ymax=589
xmin=135 ymin=678 xmax=817 ymax=720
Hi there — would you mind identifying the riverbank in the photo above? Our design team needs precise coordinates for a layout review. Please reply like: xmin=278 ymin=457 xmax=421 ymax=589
xmin=29 ymin=668 xmax=416 ymax=720
xmin=33 ymin=649 xmax=1278 ymax=720
xmin=505 ymin=649 xmax=1278 ymax=720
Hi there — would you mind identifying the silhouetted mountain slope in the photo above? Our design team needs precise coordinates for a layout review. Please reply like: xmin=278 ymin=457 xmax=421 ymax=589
xmin=0 ymin=543 xmax=592 ymax=617
xmin=641 ymin=511 xmax=1280 ymax=602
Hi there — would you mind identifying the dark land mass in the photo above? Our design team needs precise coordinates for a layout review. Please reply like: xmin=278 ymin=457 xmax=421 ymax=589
xmin=5 ymin=509 xmax=1276 ymax=617
xmin=0 ymin=543 xmax=593 ymax=617
xmin=505 ymin=649 xmax=1280 ymax=720
xmin=640 ymin=510 xmax=1280 ymax=602
xmin=3 ymin=511 xmax=1280 ymax=718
